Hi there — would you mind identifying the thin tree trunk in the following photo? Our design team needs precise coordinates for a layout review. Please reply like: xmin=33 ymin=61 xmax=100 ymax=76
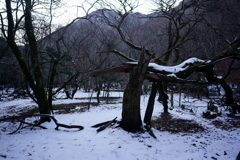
xmin=218 ymin=79 xmax=237 ymax=113
xmin=144 ymin=82 xmax=158 ymax=126
xmin=24 ymin=0 xmax=51 ymax=116
xmin=47 ymin=58 xmax=58 ymax=112
xmin=158 ymin=81 xmax=169 ymax=113
xmin=170 ymin=92 xmax=174 ymax=108
xmin=205 ymin=66 xmax=236 ymax=113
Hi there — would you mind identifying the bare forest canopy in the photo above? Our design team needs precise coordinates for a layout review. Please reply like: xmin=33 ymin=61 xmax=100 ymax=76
xmin=0 ymin=0 xmax=240 ymax=120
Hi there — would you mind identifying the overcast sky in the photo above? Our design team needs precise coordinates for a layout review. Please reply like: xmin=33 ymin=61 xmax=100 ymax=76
xmin=53 ymin=0 xmax=153 ymax=25
xmin=53 ymin=0 xmax=181 ymax=25
xmin=0 ymin=0 xmax=181 ymax=27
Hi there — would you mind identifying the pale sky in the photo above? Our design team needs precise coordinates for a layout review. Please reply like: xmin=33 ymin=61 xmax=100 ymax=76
xmin=53 ymin=0 xmax=181 ymax=25
xmin=0 ymin=0 xmax=181 ymax=27
xmin=54 ymin=0 xmax=154 ymax=25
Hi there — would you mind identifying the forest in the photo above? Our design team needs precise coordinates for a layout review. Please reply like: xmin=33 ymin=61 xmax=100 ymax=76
xmin=0 ymin=0 xmax=240 ymax=159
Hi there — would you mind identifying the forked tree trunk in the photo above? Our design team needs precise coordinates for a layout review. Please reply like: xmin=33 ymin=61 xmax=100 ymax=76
xmin=120 ymin=48 xmax=153 ymax=132
xmin=5 ymin=0 xmax=51 ymax=122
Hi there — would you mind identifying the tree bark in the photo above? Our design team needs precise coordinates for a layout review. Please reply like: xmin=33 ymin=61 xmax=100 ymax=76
xmin=24 ymin=0 xmax=51 ymax=116
xmin=5 ymin=0 xmax=51 ymax=120
xmin=120 ymin=48 xmax=153 ymax=132
xmin=158 ymin=81 xmax=169 ymax=113
xmin=144 ymin=82 xmax=158 ymax=126
xmin=204 ymin=66 xmax=236 ymax=113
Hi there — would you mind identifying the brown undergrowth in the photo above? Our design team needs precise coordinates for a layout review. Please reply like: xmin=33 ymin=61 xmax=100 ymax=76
xmin=152 ymin=113 xmax=205 ymax=133
xmin=13 ymin=102 xmax=97 ymax=115
xmin=211 ymin=116 xmax=240 ymax=131
xmin=16 ymin=97 xmax=122 ymax=115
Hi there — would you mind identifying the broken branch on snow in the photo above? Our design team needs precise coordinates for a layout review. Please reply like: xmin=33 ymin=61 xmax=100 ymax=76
xmin=0 ymin=114 xmax=84 ymax=134
xmin=91 ymin=117 xmax=118 ymax=133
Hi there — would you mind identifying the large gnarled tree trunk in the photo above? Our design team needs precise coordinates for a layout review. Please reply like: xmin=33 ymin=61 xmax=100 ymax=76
xmin=5 ymin=0 xmax=51 ymax=121
xmin=120 ymin=48 xmax=153 ymax=132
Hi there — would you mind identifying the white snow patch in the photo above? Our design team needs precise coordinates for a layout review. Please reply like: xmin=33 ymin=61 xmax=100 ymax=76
xmin=0 ymin=91 xmax=239 ymax=160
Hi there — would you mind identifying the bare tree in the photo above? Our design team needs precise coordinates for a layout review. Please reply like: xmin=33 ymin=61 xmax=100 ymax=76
xmin=0 ymin=0 xmax=88 ymax=122
xmin=86 ymin=0 xmax=156 ymax=132
xmin=88 ymin=0 xmax=203 ymax=131
xmin=0 ymin=0 xmax=56 ymax=122
xmin=92 ymin=0 xmax=240 ymax=131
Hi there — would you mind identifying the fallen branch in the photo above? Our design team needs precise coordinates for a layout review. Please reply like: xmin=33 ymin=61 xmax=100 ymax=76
xmin=8 ymin=117 xmax=26 ymax=135
xmin=0 ymin=154 xmax=7 ymax=158
xmin=91 ymin=120 xmax=113 ymax=128
xmin=92 ymin=117 xmax=117 ymax=133
xmin=0 ymin=114 xmax=84 ymax=134
xmin=46 ymin=115 xmax=84 ymax=131
xmin=54 ymin=123 xmax=84 ymax=131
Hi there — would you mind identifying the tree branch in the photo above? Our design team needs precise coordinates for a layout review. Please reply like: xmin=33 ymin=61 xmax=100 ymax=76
xmin=0 ymin=114 xmax=84 ymax=134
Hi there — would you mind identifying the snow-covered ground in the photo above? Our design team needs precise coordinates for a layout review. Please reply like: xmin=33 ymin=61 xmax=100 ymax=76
xmin=0 ymin=91 xmax=239 ymax=160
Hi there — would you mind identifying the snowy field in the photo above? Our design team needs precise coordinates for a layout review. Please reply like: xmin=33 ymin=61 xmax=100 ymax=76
xmin=0 ymin=90 xmax=240 ymax=160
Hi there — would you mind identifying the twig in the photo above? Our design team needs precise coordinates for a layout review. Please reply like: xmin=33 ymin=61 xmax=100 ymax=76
xmin=8 ymin=117 xmax=25 ymax=135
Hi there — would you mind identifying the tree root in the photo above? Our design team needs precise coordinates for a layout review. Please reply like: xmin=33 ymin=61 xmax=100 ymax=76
xmin=144 ymin=125 xmax=157 ymax=139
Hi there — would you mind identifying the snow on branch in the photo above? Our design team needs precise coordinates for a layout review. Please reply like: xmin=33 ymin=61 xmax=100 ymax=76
xmin=93 ymin=57 xmax=208 ymax=80
xmin=127 ymin=57 xmax=207 ymax=74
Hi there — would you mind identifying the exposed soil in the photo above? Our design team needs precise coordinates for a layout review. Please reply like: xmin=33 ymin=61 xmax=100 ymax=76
xmin=17 ymin=102 xmax=100 ymax=115
xmin=211 ymin=116 xmax=240 ymax=131
xmin=152 ymin=113 xmax=205 ymax=133
xmin=2 ymin=96 xmax=122 ymax=116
